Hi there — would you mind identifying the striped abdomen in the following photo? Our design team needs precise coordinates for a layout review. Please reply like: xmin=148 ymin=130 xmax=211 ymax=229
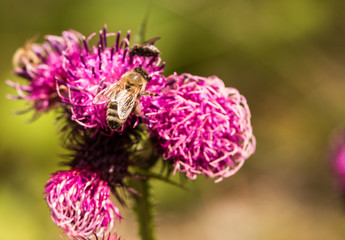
xmin=106 ymin=101 xmax=126 ymax=130
xmin=132 ymin=45 xmax=160 ymax=57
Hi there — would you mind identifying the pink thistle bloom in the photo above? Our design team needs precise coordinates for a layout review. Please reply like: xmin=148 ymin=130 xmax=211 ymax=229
xmin=58 ymin=26 xmax=165 ymax=131
xmin=334 ymin=147 xmax=345 ymax=185
xmin=141 ymin=73 xmax=256 ymax=181
xmin=44 ymin=168 xmax=122 ymax=239
xmin=99 ymin=232 xmax=121 ymax=240
xmin=61 ymin=232 xmax=121 ymax=240
xmin=329 ymin=129 xmax=345 ymax=193
xmin=7 ymin=26 xmax=165 ymax=132
xmin=6 ymin=30 xmax=83 ymax=113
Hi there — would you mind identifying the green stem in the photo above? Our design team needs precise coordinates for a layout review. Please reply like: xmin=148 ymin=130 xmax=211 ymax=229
xmin=127 ymin=124 xmax=158 ymax=240
xmin=131 ymin=177 xmax=156 ymax=240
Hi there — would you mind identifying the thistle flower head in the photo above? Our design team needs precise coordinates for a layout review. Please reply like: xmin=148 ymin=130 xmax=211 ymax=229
xmin=334 ymin=146 xmax=345 ymax=180
xmin=329 ymin=128 xmax=345 ymax=193
xmin=142 ymin=73 xmax=256 ymax=181
xmin=58 ymin=27 xmax=165 ymax=132
xmin=64 ymin=232 xmax=121 ymax=240
xmin=7 ymin=30 xmax=83 ymax=112
xmin=7 ymin=26 xmax=165 ymax=132
xmin=99 ymin=233 xmax=120 ymax=240
xmin=44 ymin=168 xmax=121 ymax=239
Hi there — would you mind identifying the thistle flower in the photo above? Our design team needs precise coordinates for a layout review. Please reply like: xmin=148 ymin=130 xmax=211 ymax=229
xmin=329 ymin=128 xmax=345 ymax=194
xmin=141 ymin=73 xmax=256 ymax=181
xmin=63 ymin=232 xmax=121 ymax=240
xmin=332 ymin=142 xmax=345 ymax=183
xmin=6 ymin=30 xmax=83 ymax=113
xmin=57 ymin=26 xmax=165 ymax=132
xmin=100 ymin=233 xmax=120 ymax=240
xmin=7 ymin=26 xmax=165 ymax=132
xmin=97 ymin=233 xmax=120 ymax=240
xmin=62 ymin=121 xmax=146 ymax=198
xmin=44 ymin=168 xmax=122 ymax=239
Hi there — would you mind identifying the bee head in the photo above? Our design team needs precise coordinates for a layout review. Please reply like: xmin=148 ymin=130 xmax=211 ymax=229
xmin=131 ymin=45 xmax=139 ymax=55
xmin=134 ymin=66 xmax=150 ymax=82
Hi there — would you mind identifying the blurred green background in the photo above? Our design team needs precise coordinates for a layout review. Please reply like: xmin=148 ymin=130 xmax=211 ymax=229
xmin=1 ymin=0 xmax=345 ymax=239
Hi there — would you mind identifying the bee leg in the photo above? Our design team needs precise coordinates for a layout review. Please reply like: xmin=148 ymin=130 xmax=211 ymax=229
xmin=140 ymin=91 xmax=157 ymax=97
xmin=96 ymin=77 xmax=106 ymax=93
xmin=133 ymin=100 xmax=142 ymax=116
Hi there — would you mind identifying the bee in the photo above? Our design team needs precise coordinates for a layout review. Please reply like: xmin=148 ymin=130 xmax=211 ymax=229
xmin=130 ymin=37 xmax=161 ymax=58
xmin=12 ymin=37 xmax=46 ymax=70
xmin=93 ymin=67 xmax=154 ymax=130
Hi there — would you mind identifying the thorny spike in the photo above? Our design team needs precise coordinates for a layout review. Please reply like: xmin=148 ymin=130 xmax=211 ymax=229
xmin=115 ymin=31 xmax=121 ymax=51
xmin=6 ymin=94 xmax=22 ymax=100
xmin=103 ymin=25 xmax=107 ymax=48
xmin=87 ymin=32 xmax=97 ymax=43
xmin=65 ymin=54 xmax=76 ymax=69
xmin=83 ymin=36 xmax=89 ymax=53
xmin=35 ymin=51 xmax=46 ymax=62
xmin=6 ymin=79 xmax=27 ymax=91
xmin=157 ymin=62 xmax=165 ymax=71
xmin=11 ymin=108 xmax=33 ymax=115
xmin=13 ymin=70 xmax=32 ymax=80
xmin=56 ymin=76 xmax=83 ymax=92
xmin=110 ymin=46 xmax=115 ymax=62
xmin=55 ymin=76 xmax=65 ymax=86
xmin=98 ymin=44 xmax=102 ymax=71
xmin=146 ymin=56 xmax=157 ymax=68
xmin=50 ymin=43 xmax=62 ymax=54
xmin=99 ymin=31 xmax=104 ymax=52
xmin=119 ymin=38 xmax=129 ymax=50
xmin=67 ymin=70 xmax=78 ymax=80
xmin=122 ymin=49 xmax=128 ymax=63
xmin=80 ymin=55 xmax=87 ymax=67
xmin=94 ymin=233 xmax=99 ymax=240
xmin=126 ymin=30 xmax=131 ymax=48
xmin=92 ymin=67 xmax=97 ymax=78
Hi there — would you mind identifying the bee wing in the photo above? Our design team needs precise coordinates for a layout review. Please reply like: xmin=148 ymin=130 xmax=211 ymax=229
xmin=141 ymin=37 xmax=161 ymax=46
xmin=116 ymin=90 xmax=139 ymax=120
xmin=93 ymin=82 xmax=121 ymax=104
